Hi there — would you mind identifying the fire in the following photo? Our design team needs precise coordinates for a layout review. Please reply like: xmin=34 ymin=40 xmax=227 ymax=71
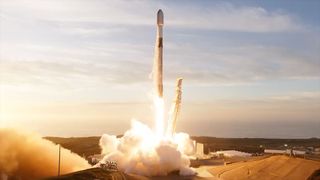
xmin=153 ymin=96 xmax=165 ymax=140
xmin=97 ymin=87 xmax=196 ymax=176
xmin=97 ymin=88 xmax=195 ymax=176
xmin=98 ymin=119 xmax=195 ymax=176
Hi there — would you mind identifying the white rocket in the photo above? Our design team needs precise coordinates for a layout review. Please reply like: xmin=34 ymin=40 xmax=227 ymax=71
xmin=154 ymin=9 xmax=164 ymax=98
xmin=153 ymin=10 xmax=184 ymax=137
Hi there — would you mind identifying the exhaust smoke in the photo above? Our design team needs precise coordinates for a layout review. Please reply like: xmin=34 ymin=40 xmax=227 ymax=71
xmin=98 ymin=120 xmax=195 ymax=176
xmin=0 ymin=128 xmax=91 ymax=180
xmin=98 ymin=9 xmax=195 ymax=176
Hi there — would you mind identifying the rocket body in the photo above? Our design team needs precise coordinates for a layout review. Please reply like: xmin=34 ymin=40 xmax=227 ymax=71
xmin=154 ymin=9 xmax=164 ymax=97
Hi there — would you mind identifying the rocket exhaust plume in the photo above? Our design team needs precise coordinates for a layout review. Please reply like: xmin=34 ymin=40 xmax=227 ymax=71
xmin=98 ymin=10 xmax=195 ymax=176
xmin=0 ymin=128 xmax=90 ymax=180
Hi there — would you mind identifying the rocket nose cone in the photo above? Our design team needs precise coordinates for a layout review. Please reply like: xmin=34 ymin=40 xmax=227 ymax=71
xmin=157 ymin=9 xmax=164 ymax=26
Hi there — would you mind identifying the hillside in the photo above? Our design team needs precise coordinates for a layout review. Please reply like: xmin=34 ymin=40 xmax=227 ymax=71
xmin=192 ymin=136 xmax=320 ymax=153
xmin=43 ymin=156 xmax=320 ymax=180
xmin=43 ymin=167 xmax=208 ymax=180
xmin=43 ymin=167 xmax=148 ymax=180
xmin=45 ymin=136 xmax=101 ymax=157
xmin=208 ymin=155 xmax=320 ymax=180
xmin=45 ymin=136 xmax=320 ymax=157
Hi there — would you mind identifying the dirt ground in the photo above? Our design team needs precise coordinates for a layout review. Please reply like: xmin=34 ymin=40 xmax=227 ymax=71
xmin=43 ymin=155 xmax=320 ymax=180
xmin=208 ymin=155 xmax=320 ymax=180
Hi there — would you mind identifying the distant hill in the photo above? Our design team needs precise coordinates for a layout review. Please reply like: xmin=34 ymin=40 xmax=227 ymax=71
xmin=43 ymin=167 xmax=147 ymax=180
xmin=45 ymin=136 xmax=101 ymax=157
xmin=192 ymin=136 xmax=320 ymax=154
xmin=45 ymin=136 xmax=320 ymax=157
xmin=43 ymin=167 xmax=205 ymax=180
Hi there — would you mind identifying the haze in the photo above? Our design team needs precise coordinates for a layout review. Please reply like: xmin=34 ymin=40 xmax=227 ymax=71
xmin=0 ymin=0 xmax=319 ymax=138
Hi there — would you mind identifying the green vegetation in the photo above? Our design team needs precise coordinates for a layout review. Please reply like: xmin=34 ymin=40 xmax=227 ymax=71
xmin=45 ymin=137 xmax=101 ymax=157
xmin=45 ymin=136 xmax=320 ymax=157
xmin=192 ymin=136 xmax=320 ymax=154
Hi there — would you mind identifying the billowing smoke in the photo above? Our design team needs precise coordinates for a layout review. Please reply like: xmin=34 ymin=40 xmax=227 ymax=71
xmin=0 ymin=128 xmax=91 ymax=180
xmin=97 ymin=10 xmax=195 ymax=176
xmin=97 ymin=119 xmax=196 ymax=176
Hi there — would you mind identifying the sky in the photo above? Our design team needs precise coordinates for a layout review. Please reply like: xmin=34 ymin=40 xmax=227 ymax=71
xmin=0 ymin=0 xmax=319 ymax=138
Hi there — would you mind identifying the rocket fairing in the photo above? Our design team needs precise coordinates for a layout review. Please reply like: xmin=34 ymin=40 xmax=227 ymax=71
xmin=154 ymin=9 xmax=164 ymax=98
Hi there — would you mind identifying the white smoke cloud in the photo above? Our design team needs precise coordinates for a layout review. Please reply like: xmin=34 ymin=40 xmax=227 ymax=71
xmin=97 ymin=119 xmax=196 ymax=176
xmin=0 ymin=128 xmax=91 ymax=180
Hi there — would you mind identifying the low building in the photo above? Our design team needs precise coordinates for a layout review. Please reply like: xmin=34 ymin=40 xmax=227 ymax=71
xmin=264 ymin=149 xmax=306 ymax=156
xmin=215 ymin=150 xmax=251 ymax=157
xmin=191 ymin=140 xmax=210 ymax=159
xmin=264 ymin=149 xmax=286 ymax=154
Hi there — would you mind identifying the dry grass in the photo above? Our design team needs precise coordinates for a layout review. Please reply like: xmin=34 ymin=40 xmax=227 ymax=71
xmin=209 ymin=155 xmax=320 ymax=180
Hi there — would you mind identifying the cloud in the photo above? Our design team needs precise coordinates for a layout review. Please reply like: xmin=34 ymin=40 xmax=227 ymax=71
xmin=0 ymin=0 xmax=304 ymax=33
xmin=1 ymin=45 xmax=319 ymax=86
xmin=168 ymin=4 xmax=303 ymax=32
xmin=269 ymin=91 xmax=320 ymax=102
xmin=0 ymin=1 xmax=318 ymax=87
xmin=0 ymin=59 xmax=149 ymax=86
xmin=165 ymin=45 xmax=320 ymax=85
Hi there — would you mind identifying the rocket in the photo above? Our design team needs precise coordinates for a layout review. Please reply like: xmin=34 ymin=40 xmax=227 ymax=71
xmin=154 ymin=9 xmax=164 ymax=97
xmin=153 ymin=9 xmax=184 ymax=138
xmin=166 ymin=78 xmax=183 ymax=137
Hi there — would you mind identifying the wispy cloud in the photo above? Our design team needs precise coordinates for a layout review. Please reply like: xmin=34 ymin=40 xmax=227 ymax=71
xmin=1 ymin=44 xmax=319 ymax=86
xmin=0 ymin=44 xmax=320 ymax=84
xmin=166 ymin=45 xmax=320 ymax=85
xmin=1 ymin=0 xmax=317 ymax=87
xmin=269 ymin=91 xmax=320 ymax=101
xmin=1 ymin=0 xmax=304 ymax=33
xmin=168 ymin=4 xmax=303 ymax=32
xmin=1 ymin=1 xmax=319 ymax=137
xmin=0 ymin=59 xmax=150 ymax=86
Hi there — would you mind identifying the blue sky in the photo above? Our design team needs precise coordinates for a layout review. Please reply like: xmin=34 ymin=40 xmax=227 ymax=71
xmin=0 ymin=0 xmax=319 ymax=138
